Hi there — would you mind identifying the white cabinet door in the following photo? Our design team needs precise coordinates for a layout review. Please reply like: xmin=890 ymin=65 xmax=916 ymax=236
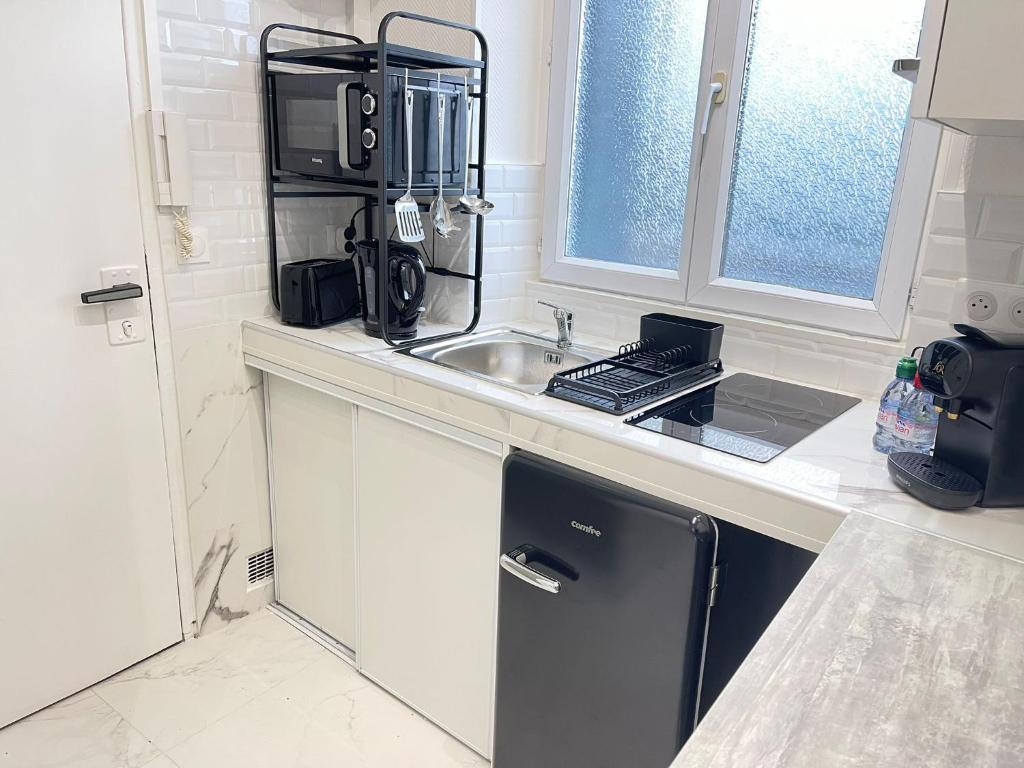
xmin=268 ymin=375 xmax=358 ymax=650
xmin=356 ymin=406 xmax=502 ymax=757
xmin=913 ymin=0 xmax=1024 ymax=136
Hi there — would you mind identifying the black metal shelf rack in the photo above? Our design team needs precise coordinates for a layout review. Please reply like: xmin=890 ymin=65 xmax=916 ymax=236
xmin=267 ymin=42 xmax=484 ymax=72
xmin=260 ymin=12 xmax=489 ymax=347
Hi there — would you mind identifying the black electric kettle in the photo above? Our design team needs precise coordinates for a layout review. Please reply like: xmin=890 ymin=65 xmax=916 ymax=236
xmin=356 ymin=239 xmax=427 ymax=340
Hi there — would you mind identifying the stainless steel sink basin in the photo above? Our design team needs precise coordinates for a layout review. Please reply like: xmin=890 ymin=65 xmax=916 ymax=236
xmin=400 ymin=329 xmax=607 ymax=394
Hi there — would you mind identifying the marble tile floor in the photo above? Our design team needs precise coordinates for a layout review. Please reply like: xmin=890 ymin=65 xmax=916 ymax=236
xmin=0 ymin=609 xmax=488 ymax=768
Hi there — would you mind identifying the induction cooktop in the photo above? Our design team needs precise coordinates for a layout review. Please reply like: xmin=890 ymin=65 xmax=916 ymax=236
xmin=625 ymin=373 xmax=860 ymax=463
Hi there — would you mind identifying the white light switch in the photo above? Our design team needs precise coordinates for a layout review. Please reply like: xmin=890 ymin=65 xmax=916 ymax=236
xmin=101 ymin=265 xmax=146 ymax=346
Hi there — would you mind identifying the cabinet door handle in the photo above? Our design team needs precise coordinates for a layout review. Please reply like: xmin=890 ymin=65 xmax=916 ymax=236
xmin=892 ymin=58 xmax=920 ymax=83
xmin=500 ymin=548 xmax=560 ymax=594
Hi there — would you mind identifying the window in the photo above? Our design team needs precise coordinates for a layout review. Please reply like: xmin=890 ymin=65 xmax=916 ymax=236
xmin=565 ymin=0 xmax=708 ymax=271
xmin=543 ymin=0 xmax=941 ymax=338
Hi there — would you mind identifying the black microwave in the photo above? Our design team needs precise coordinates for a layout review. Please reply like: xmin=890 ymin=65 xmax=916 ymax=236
xmin=269 ymin=70 xmax=468 ymax=188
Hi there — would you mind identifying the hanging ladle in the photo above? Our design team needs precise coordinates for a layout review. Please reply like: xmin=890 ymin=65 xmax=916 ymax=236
xmin=429 ymin=76 xmax=459 ymax=238
xmin=456 ymin=76 xmax=494 ymax=216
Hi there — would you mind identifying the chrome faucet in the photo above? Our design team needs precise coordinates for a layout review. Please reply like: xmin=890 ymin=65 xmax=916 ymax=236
xmin=538 ymin=300 xmax=574 ymax=349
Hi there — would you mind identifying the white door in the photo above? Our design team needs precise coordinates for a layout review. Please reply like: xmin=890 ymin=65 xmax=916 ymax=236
xmin=0 ymin=0 xmax=182 ymax=726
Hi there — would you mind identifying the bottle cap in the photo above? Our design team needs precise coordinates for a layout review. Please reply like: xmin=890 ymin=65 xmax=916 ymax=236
xmin=895 ymin=356 xmax=917 ymax=380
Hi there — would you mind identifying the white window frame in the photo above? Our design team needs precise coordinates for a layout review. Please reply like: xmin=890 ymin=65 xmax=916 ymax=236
xmin=541 ymin=0 xmax=942 ymax=340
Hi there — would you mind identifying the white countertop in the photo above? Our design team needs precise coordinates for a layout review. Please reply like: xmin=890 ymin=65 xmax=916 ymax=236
xmin=241 ymin=316 xmax=1024 ymax=562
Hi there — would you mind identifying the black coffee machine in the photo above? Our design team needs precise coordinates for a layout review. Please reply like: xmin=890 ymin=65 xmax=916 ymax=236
xmin=888 ymin=326 xmax=1024 ymax=509
xmin=355 ymin=239 xmax=427 ymax=340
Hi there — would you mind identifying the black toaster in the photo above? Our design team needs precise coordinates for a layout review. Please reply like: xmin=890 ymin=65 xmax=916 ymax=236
xmin=279 ymin=258 xmax=360 ymax=328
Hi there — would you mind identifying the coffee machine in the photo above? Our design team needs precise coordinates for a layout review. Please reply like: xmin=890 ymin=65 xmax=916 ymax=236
xmin=888 ymin=326 xmax=1024 ymax=509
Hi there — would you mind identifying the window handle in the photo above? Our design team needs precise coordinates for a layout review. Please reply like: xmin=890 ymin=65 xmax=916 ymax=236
xmin=892 ymin=58 xmax=920 ymax=83
xmin=700 ymin=71 xmax=728 ymax=136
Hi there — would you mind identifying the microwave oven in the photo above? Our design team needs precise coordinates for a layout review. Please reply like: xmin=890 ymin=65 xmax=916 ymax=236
xmin=269 ymin=70 xmax=468 ymax=188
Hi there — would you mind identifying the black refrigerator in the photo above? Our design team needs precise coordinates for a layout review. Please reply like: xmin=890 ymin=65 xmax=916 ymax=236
xmin=493 ymin=452 xmax=717 ymax=768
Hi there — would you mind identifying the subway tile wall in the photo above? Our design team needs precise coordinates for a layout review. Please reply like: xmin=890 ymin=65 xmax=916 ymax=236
xmin=156 ymin=50 xmax=540 ymax=325
xmin=908 ymin=133 xmax=1024 ymax=352
xmin=153 ymin=0 xmax=540 ymax=634
xmin=157 ymin=1 xmax=343 ymax=332
xmin=525 ymin=281 xmax=902 ymax=397
xmin=479 ymin=164 xmax=543 ymax=323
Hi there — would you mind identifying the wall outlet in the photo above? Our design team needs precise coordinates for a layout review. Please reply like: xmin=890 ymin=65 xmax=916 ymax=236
xmin=1010 ymin=298 xmax=1024 ymax=329
xmin=178 ymin=224 xmax=209 ymax=265
xmin=965 ymin=290 xmax=998 ymax=322
xmin=952 ymin=279 xmax=1024 ymax=335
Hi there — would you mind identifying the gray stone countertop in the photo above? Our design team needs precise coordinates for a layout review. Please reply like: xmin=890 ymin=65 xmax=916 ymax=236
xmin=672 ymin=512 xmax=1024 ymax=768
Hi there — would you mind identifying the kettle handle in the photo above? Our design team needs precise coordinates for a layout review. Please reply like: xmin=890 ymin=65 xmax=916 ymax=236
xmin=387 ymin=247 xmax=427 ymax=321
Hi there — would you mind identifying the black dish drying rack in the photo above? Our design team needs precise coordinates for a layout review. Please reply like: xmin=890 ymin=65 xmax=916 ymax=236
xmin=544 ymin=315 xmax=725 ymax=415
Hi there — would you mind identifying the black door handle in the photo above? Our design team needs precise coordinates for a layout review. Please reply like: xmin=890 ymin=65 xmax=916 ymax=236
xmin=81 ymin=282 xmax=143 ymax=305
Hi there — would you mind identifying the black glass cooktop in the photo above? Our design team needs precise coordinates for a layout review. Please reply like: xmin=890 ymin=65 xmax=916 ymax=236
xmin=625 ymin=373 xmax=860 ymax=463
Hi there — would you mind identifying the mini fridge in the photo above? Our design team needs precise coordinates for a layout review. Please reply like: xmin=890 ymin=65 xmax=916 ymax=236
xmin=493 ymin=452 xmax=718 ymax=768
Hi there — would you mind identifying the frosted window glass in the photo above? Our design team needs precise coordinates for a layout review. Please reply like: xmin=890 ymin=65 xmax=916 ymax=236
xmin=720 ymin=0 xmax=924 ymax=299
xmin=565 ymin=0 xmax=707 ymax=270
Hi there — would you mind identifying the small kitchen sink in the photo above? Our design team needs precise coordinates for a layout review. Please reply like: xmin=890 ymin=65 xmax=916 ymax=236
xmin=400 ymin=329 xmax=607 ymax=394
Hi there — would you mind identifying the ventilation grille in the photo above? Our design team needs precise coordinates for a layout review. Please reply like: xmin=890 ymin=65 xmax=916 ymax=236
xmin=247 ymin=547 xmax=275 ymax=585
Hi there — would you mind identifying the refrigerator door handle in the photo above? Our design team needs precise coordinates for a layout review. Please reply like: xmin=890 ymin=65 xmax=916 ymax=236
xmin=500 ymin=548 xmax=561 ymax=594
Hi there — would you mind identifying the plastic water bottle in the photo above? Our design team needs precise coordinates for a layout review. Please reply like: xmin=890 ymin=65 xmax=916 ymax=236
xmin=872 ymin=356 xmax=918 ymax=454
xmin=892 ymin=373 xmax=939 ymax=454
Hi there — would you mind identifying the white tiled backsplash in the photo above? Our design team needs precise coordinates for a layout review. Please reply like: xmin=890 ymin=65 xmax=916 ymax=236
xmin=157 ymin=159 xmax=540 ymax=329
xmin=525 ymin=282 xmax=903 ymax=397
xmin=907 ymin=133 xmax=1024 ymax=352
xmin=478 ymin=164 xmax=543 ymax=323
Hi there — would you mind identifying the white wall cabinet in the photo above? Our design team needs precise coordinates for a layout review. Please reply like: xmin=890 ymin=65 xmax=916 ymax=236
xmin=267 ymin=375 xmax=358 ymax=650
xmin=911 ymin=0 xmax=1024 ymax=136
xmin=356 ymin=407 xmax=502 ymax=757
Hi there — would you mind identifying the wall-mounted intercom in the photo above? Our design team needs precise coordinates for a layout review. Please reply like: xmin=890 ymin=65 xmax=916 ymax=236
xmin=148 ymin=110 xmax=208 ymax=263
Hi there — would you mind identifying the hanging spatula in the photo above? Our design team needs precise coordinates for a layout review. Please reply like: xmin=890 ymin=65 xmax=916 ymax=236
xmin=395 ymin=71 xmax=424 ymax=243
